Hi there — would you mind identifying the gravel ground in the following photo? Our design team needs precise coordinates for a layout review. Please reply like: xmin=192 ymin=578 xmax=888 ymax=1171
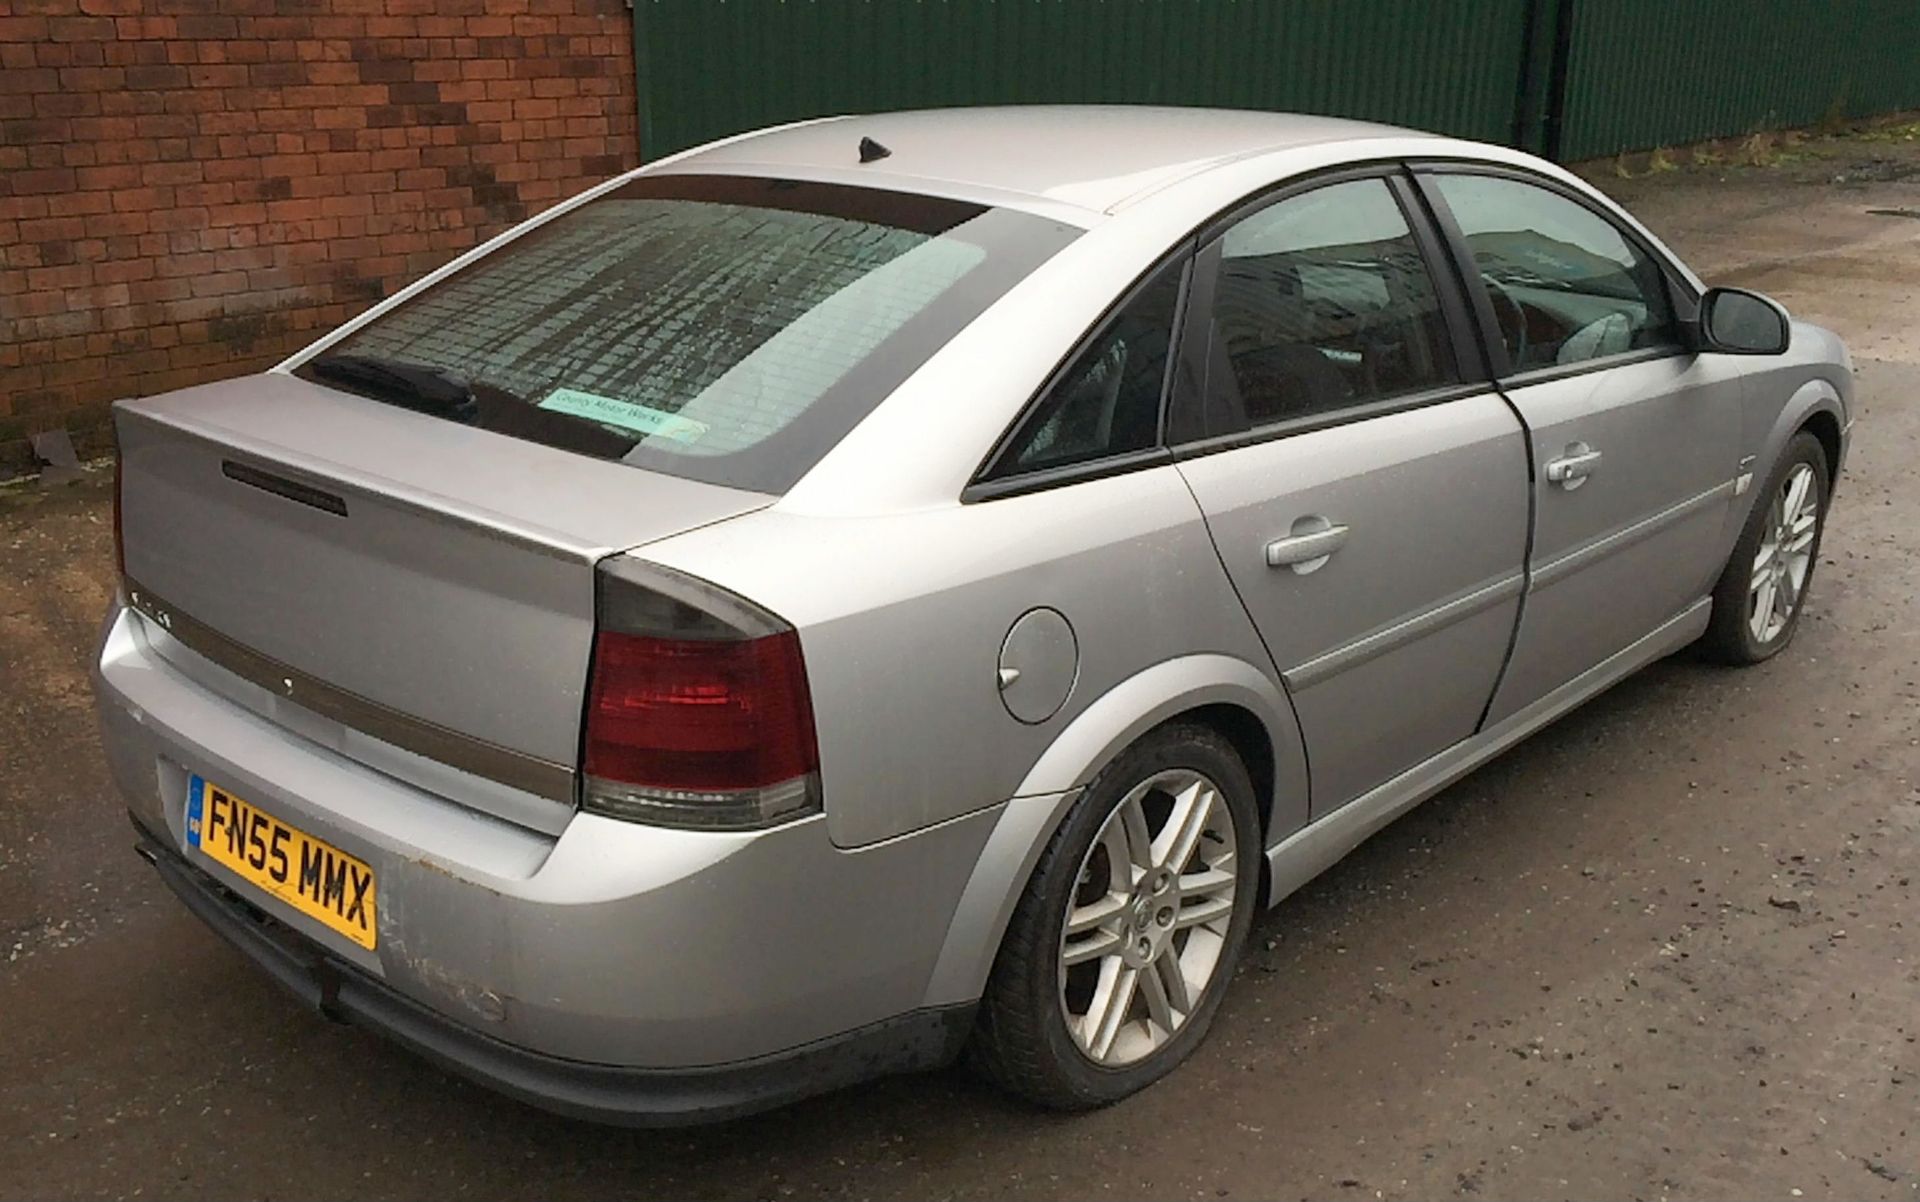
xmin=2 ymin=124 xmax=1918 ymax=1201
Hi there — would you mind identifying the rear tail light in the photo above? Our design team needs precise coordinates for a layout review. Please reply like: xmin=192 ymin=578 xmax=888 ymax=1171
xmin=581 ymin=557 xmax=820 ymax=829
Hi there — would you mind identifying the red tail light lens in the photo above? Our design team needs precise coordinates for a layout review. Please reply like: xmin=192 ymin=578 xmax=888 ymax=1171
xmin=581 ymin=559 xmax=820 ymax=829
xmin=584 ymin=630 xmax=818 ymax=793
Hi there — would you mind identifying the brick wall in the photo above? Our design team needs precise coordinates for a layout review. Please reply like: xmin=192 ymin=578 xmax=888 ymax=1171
xmin=0 ymin=0 xmax=640 ymax=477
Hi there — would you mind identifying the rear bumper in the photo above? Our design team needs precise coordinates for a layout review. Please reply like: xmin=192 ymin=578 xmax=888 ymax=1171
xmin=135 ymin=825 xmax=971 ymax=1126
xmin=95 ymin=598 xmax=1015 ymax=1112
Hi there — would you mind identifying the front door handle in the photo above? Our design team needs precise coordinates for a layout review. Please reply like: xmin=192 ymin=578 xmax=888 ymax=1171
xmin=1265 ymin=521 xmax=1348 ymax=573
xmin=1545 ymin=445 xmax=1603 ymax=488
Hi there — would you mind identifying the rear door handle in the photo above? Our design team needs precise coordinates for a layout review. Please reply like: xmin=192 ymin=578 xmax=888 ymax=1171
xmin=1545 ymin=446 xmax=1603 ymax=488
xmin=1265 ymin=522 xmax=1348 ymax=573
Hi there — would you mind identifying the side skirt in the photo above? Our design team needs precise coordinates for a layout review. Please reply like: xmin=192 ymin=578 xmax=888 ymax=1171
xmin=1265 ymin=597 xmax=1711 ymax=907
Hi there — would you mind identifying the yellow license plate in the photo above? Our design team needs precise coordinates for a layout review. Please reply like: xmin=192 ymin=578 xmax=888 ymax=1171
xmin=186 ymin=776 xmax=377 ymax=950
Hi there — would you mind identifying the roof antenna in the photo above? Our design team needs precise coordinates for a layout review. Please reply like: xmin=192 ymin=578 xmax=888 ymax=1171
xmin=858 ymin=136 xmax=892 ymax=164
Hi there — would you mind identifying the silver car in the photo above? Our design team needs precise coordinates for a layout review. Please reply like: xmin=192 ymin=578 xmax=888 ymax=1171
xmin=95 ymin=107 xmax=1851 ymax=1122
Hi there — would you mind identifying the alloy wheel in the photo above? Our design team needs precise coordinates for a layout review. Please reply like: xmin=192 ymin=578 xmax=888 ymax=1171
xmin=1748 ymin=461 xmax=1820 ymax=645
xmin=1057 ymin=769 xmax=1240 ymax=1066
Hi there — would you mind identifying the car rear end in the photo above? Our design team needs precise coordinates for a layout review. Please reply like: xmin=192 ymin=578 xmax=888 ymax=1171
xmin=93 ymin=169 xmax=1081 ymax=1122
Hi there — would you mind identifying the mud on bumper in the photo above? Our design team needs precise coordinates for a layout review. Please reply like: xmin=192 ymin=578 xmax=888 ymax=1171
xmin=135 ymin=819 xmax=974 ymax=1127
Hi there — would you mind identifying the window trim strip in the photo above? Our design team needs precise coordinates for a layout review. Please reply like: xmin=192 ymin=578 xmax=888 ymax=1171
xmin=960 ymin=446 xmax=1174 ymax=503
xmin=1496 ymin=344 xmax=1688 ymax=389
xmin=1167 ymin=381 xmax=1494 ymax=465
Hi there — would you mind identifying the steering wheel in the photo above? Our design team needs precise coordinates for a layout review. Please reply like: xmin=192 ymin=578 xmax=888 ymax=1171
xmin=1481 ymin=275 xmax=1530 ymax=369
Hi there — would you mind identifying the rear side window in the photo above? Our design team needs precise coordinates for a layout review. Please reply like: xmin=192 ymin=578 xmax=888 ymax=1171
xmin=985 ymin=257 xmax=1186 ymax=478
xmin=296 ymin=176 xmax=1079 ymax=493
xmin=1201 ymin=178 xmax=1457 ymax=435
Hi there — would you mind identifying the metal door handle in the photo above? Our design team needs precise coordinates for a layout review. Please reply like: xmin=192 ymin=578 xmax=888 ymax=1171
xmin=1545 ymin=447 xmax=1603 ymax=486
xmin=1265 ymin=523 xmax=1348 ymax=571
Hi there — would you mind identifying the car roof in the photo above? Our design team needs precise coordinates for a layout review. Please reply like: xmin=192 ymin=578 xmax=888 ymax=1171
xmin=665 ymin=105 xmax=1431 ymax=216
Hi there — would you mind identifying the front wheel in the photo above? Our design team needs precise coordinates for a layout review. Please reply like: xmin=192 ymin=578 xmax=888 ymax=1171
xmin=1700 ymin=430 xmax=1830 ymax=664
xmin=969 ymin=723 xmax=1262 ymax=1110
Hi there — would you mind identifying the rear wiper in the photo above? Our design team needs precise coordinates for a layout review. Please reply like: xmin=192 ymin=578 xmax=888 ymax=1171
xmin=307 ymin=353 xmax=480 ymax=423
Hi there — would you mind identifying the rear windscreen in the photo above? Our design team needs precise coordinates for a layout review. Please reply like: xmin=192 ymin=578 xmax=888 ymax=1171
xmin=295 ymin=175 xmax=1080 ymax=493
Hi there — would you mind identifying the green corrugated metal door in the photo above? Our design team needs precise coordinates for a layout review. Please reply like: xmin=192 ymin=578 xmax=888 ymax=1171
xmin=635 ymin=0 xmax=1534 ymax=160
xmin=1559 ymin=0 xmax=1920 ymax=160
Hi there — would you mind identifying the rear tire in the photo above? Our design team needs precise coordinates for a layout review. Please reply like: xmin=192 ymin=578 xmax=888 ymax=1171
xmin=969 ymin=723 xmax=1261 ymax=1110
xmin=1699 ymin=430 xmax=1829 ymax=665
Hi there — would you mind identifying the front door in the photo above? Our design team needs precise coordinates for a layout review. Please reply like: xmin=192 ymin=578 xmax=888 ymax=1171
xmin=1172 ymin=174 xmax=1530 ymax=816
xmin=1419 ymin=170 xmax=1743 ymax=724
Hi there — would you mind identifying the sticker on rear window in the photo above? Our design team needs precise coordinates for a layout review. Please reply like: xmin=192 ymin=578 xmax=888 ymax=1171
xmin=538 ymin=388 xmax=710 ymax=445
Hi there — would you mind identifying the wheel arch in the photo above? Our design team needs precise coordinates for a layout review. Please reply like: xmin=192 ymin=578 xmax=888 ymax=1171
xmin=919 ymin=653 xmax=1307 ymax=1008
xmin=1732 ymin=377 xmax=1845 ymax=542
xmin=1181 ymin=701 xmax=1277 ymax=840
xmin=1800 ymin=407 xmax=1843 ymax=485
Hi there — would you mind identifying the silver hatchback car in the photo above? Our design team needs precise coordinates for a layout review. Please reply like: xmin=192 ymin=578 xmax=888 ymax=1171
xmin=96 ymin=107 xmax=1851 ymax=1123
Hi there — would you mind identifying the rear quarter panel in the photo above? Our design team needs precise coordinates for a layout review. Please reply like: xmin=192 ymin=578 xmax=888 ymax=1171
xmin=640 ymin=465 xmax=1300 ymax=848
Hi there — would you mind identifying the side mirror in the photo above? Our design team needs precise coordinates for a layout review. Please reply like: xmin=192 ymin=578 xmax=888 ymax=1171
xmin=1696 ymin=287 xmax=1791 ymax=355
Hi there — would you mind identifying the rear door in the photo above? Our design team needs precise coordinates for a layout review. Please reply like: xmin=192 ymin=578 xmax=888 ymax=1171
xmin=1416 ymin=169 xmax=1743 ymax=724
xmin=1171 ymin=171 xmax=1530 ymax=816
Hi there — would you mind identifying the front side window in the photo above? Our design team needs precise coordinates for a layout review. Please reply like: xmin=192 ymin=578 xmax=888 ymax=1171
xmin=296 ymin=175 xmax=1079 ymax=493
xmin=1432 ymin=173 xmax=1679 ymax=371
xmin=987 ymin=257 xmax=1185 ymax=478
xmin=1200 ymin=177 xmax=1456 ymax=435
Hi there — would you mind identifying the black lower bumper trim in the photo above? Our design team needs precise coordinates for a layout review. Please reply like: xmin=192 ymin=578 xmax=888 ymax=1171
xmin=135 ymin=821 xmax=976 ymax=1127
